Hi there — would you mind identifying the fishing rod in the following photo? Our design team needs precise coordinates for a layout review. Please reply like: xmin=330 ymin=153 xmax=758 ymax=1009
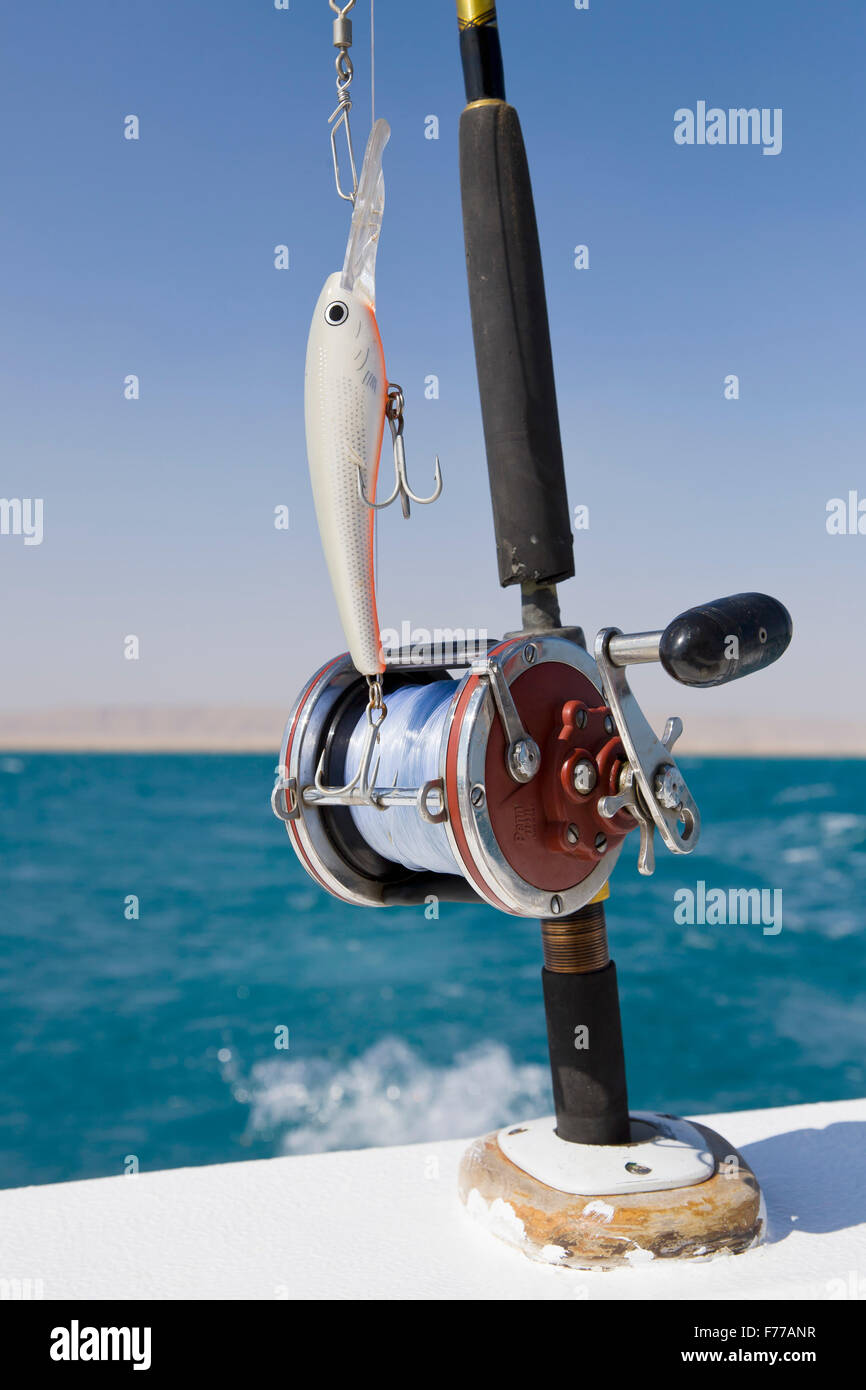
xmin=273 ymin=1 xmax=792 ymax=1268
xmin=457 ymin=0 xmax=573 ymax=633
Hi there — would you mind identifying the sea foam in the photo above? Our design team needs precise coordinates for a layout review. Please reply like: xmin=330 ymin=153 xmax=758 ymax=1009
xmin=239 ymin=1037 xmax=551 ymax=1155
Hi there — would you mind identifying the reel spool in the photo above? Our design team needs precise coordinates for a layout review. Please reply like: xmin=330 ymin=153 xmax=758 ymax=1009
xmin=273 ymin=635 xmax=637 ymax=916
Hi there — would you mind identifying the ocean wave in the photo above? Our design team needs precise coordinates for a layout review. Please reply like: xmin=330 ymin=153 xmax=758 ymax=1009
xmin=820 ymin=813 xmax=866 ymax=843
xmin=697 ymin=804 xmax=866 ymax=932
xmin=233 ymin=1037 xmax=551 ymax=1155
xmin=772 ymin=783 xmax=836 ymax=805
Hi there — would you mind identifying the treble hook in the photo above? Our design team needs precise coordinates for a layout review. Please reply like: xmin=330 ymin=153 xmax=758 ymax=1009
xmin=313 ymin=677 xmax=386 ymax=799
xmin=357 ymin=384 xmax=443 ymax=518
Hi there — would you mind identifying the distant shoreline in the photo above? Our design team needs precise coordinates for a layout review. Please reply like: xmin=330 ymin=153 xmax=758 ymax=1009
xmin=0 ymin=706 xmax=863 ymax=756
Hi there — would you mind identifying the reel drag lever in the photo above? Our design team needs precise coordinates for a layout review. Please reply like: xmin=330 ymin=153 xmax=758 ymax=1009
xmin=595 ymin=631 xmax=699 ymax=875
xmin=594 ymin=592 xmax=792 ymax=875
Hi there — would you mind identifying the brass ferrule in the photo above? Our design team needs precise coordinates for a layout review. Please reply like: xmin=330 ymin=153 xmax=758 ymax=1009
xmin=457 ymin=2 xmax=498 ymax=31
xmin=541 ymin=903 xmax=610 ymax=973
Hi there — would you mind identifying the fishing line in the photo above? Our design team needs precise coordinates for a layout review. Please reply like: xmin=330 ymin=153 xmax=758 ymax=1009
xmin=371 ymin=0 xmax=375 ymax=126
xmin=371 ymin=0 xmax=379 ymax=586
xmin=345 ymin=680 xmax=460 ymax=875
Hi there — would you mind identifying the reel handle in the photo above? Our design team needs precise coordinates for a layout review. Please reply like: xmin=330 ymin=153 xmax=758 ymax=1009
xmin=659 ymin=592 xmax=792 ymax=688
xmin=606 ymin=592 xmax=792 ymax=689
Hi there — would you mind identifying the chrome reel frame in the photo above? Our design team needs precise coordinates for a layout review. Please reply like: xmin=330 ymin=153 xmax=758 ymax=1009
xmin=272 ymin=632 xmax=702 ymax=913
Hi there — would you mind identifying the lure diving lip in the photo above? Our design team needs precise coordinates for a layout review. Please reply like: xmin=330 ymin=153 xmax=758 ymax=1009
xmin=304 ymin=118 xmax=391 ymax=678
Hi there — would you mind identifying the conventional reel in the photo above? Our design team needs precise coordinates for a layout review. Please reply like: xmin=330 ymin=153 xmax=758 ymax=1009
xmin=271 ymin=594 xmax=791 ymax=917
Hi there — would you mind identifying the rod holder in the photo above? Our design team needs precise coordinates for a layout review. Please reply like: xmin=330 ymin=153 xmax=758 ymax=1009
xmin=540 ymin=902 xmax=631 ymax=1146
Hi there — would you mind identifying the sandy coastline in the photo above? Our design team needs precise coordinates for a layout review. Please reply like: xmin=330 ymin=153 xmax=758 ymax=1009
xmin=0 ymin=706 xmax=862 ymax=756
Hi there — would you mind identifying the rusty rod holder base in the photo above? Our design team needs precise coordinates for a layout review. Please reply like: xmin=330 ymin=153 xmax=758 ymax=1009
xmin=458 ymin=1123 xmax=766 ymax=1270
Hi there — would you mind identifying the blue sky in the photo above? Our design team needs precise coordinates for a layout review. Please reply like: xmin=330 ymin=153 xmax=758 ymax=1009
xmin=2 ymin=0 xmax=864 ymax=724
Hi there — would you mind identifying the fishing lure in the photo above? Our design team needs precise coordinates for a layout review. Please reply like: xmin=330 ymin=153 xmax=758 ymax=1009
xmin=304 ymin=118 xmax=441 ymax=683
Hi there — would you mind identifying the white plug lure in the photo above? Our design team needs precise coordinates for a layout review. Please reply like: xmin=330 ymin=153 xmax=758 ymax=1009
xmin=304 ymin=119 xmax=390 ymax=678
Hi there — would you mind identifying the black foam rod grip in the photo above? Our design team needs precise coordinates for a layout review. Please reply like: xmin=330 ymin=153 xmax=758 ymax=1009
xmin=659 ymin=592 xmax=793 ymax=688
xmin=542 ymin=961 xmax=631 ymax=1146
xmin=459 ymin=101 xmax=575 ymax=589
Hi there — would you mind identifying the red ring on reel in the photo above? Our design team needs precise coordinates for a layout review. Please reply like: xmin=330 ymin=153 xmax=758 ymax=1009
xmin=444 ymin=639 xmax=635 ymax=910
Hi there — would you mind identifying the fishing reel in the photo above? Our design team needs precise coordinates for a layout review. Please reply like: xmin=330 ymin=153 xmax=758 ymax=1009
xmin=272 ymin=593 xmax=792 ymax=917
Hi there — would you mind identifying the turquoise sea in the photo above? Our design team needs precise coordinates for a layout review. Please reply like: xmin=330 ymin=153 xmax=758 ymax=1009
xmin=0 ymin=753 xmax=863 ymax=1189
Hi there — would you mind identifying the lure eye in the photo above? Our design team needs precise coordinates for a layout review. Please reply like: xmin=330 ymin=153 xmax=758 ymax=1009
xmin=325 ymin=300 xmax=349 ymax=326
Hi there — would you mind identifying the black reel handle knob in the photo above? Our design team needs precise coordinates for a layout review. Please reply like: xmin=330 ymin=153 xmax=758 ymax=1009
xmin=658 ymin=592 xmax=793 ymax=688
